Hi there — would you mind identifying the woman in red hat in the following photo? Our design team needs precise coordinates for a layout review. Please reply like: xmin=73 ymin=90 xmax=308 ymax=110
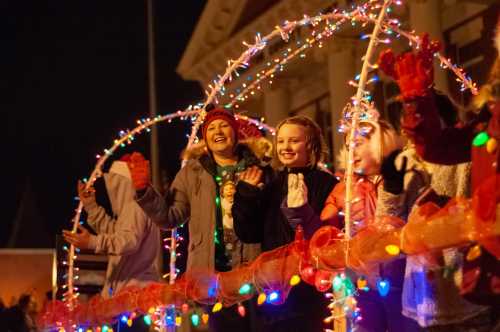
xmin=127 ymin=106 xmax=272 ymax=332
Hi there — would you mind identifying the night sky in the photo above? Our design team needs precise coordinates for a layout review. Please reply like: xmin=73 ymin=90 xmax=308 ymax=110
xmin=3 ymin=1 xmax=205 ymax=247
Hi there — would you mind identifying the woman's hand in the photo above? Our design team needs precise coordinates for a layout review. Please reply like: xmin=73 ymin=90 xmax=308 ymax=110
xmin=239 ymin=165 xmax=263 ymax=187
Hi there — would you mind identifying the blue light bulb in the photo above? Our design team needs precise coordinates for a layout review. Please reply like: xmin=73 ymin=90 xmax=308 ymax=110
xmin=377 ymin=278 xmax=390 ymax=297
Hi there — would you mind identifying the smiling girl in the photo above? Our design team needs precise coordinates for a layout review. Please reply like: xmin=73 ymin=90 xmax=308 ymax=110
xmin=232 ymin=115 xmax=338 ymax=332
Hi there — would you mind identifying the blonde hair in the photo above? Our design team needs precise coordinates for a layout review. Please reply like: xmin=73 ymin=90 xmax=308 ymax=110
xmin=343 ymin=119 xmax=404 ymax=168
xmin=272 ymin=115 xmax=329 ymax=169
xmin=377 ymin=120 xmax=405 ymax=159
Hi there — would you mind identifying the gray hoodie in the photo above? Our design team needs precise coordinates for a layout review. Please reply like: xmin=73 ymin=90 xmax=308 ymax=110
xmin=85 ymin=161 xmax=161 ymax=298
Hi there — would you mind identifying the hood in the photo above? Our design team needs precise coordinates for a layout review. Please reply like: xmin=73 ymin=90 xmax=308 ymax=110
xmin=103 ymin=161 xmax=136 ymax=217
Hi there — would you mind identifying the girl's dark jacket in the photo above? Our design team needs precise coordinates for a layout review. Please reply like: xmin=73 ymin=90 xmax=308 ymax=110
xmin=232 ymin=166 xmax=337 ymax=332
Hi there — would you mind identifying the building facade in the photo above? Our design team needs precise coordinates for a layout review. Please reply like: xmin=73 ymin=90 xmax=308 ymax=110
xmin=178 ymin=0 xmax=499 ymax=167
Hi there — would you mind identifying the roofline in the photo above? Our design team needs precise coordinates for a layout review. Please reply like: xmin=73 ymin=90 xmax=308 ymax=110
xmin=176 ymin=0 xmax=212 ymax=78
xmin=177 ymin=0 xmax=250 ymax=81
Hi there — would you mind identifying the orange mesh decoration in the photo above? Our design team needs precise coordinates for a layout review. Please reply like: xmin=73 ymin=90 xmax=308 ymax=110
xmin=472 ymin=175 xmax=500 ymax=258
xmin=401 ymin=198 xmax=475 ymax=254
xmin=137 ymin=283 xmax=167 ymax=313
xmin=250 ymin=244 xmax=302 ymax=304
xmin=348 ymin=216 xmax=403 ymax=273
xmin=218 ymin=265 xmax=254 ymax=304
xmin=39 ymin=184 xmax=500 ymax=329
xmin=401 ymin=176 xmax=499 ymax=258
xmin=111 ymin=286 xmax=141 ymax=315
xmin=309 ymin=216 xmax=403 ymax=275
xmin=309 ymin=224 xmax=345 ymax=270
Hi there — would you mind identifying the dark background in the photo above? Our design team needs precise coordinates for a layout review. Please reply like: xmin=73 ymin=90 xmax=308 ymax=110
xmin=3 ymin=1 xmax=205 ymax=247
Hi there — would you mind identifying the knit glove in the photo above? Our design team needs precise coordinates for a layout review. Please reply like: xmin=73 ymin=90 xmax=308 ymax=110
xmin=126 ymin=152 xmax=150 ymax=191
xmin=381 ymin=150 xmax=407 ymax=195
xmin=287 ymin=173 xmax=308 ymax=208
xmin=378 ymin=33 xmax=441 ymax=100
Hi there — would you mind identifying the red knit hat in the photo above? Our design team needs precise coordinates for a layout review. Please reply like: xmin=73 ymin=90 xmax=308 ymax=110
xmin=236 ymin=118 xmax=263 ymax=139
xmin=201 ymin=107 xmax=239 ymax=140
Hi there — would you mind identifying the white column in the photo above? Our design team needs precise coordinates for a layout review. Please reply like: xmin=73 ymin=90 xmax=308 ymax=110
xmin=409 ymin=0 xmax=449 ymax=93
xmin=328 ymin=42 xmax=356 ymax=167
xmin=264 ymin=85 xmax=290 ymax=127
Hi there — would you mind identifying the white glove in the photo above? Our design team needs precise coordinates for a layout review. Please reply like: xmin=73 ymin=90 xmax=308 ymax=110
xmin=287 ymin=173 xmax=308 ymax=208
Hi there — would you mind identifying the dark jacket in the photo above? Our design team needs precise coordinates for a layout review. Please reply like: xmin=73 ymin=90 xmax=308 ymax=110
xmin=233 ymin=167 xmax=337 ymax=250
xmin=232 ymin=167 xmax=337 ymax=332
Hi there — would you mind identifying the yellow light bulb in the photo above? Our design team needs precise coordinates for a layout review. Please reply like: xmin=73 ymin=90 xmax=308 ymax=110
xmin=357 ymin=277 xmax=367 ymax=290
xmin=487 ymin=138 xmax=497 ymax=154
xmin=175 ymin=316 xmax=182 ymax=326
xmin=385 ymin=244 xmax=400 ymax=256
xmin=289 ymin=274 xmax=301 ymax=286
xmin=466 ymin=244 xmax=481 ymax=261
xmin=212 ymin=302 xmax=223 ymax=313
xmin=257 ymin=293 xmax=267 ymax=305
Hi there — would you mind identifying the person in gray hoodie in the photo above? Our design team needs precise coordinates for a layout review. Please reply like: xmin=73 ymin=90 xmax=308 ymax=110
xmin=63 ymin=158 xmax=161 ymax=299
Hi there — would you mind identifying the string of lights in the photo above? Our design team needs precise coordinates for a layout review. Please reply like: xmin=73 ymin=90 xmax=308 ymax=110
xmin=56 ymin=0 xmax=481 ymax=330
xmin=63 ymin=108 xmax=274 ymax=315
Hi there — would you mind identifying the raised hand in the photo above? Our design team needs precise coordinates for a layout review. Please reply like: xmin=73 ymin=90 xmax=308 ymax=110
xmin=287 ymin=173 xmax=308 ymax=208
xmin=63 ymin=224 xmax=93 ymax=250
xmin=239 ymin=165 xmax=263 ymax=187
xmin=378 ymin=34 xmax=441 ymax=100
xmin=126 ymin=152 xmax=150 ymax=191
xmin=77 ymin=180 xmax=95 ymax=207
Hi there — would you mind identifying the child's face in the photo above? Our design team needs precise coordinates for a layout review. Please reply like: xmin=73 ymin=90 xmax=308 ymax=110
xmin=352 ymin=135 xmax=380 ymax=176
xmin=276 ymin=124 xmax=309 ymax=168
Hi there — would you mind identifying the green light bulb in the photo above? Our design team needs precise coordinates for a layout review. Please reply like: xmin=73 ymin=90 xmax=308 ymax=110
xmin=238 ymin=283 xmax=252 ymax=295
xmin=473 ymin=131 xmax=489 ymax=147
xmin=143 ymin=315 xmax=152 ymax=326
xmin=333 ymin=275 xmax=343 ymax=292
xmin=191 ymin=313 xmax=200 ymax=326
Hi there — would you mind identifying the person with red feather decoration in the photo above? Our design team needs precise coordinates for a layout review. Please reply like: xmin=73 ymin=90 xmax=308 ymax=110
xmin=378 ymin=20 xmax=500 ymax=330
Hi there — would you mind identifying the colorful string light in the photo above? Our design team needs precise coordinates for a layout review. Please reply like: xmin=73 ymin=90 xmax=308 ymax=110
xmin=64 ymin=108 xmax=273 ymax=313
xmin=57 ymin=0 xmax=482 ymax=330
